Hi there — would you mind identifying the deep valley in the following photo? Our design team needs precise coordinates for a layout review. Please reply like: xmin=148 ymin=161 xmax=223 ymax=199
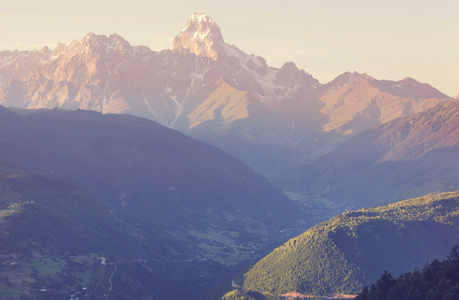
xmin=0 ymin=9 xmax=458 ymax=300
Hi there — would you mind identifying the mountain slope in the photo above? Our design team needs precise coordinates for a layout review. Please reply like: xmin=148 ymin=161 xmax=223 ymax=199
xmin=0 ymin=13 xmax=451 ymax=176
xmin=274 ymin=100 xmax=459 ymax=209
xmin=242 ymin=191 xmax=459 ymax=296
xmin=0 ymin=154 xmax=195 ymax=299
xmin=0 ymin=164 xmax=171 ymax=259
xmin=0 ymin=106 xmax=307 ymax=299
xmin=0 ymin=106 xmax=302 ymax=255
xmin=0 ymin=47 xmax=52 ymax=86
xmin=316 ymin=72 xmax=449 ymax=135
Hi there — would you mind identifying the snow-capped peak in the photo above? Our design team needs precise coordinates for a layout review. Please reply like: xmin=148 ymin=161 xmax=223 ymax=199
xmin=188 ymin=11 xmax=216 ymax=26
xmin=64 ymin=33 xmax=134 ymax=56
xmin=171 ymin=11 xmax=224 ymax=60
xmin=454 ymin=91 xmax=459 ymax=100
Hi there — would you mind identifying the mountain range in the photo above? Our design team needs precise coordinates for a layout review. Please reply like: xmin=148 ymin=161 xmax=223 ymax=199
xmin=0 ymin=12 xmax=452 ymax=175
xmin=273 ymin=100 xmax=459 ymax=210
xmin=0 ymin=47 xmax=52 ymax=86
xmin=0 ymin=10 xmax=458 ymax=300
xmin=0 ymin=106 xmax=304 ymax=299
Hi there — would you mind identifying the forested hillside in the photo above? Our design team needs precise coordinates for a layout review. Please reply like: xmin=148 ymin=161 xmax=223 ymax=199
xmin=0 ymin=106 xmax=304 ymax=299
xmin=0 ymin=157 xmax=188 ymax=298
xmin=241 ymin=192 xmax=459 ymax=296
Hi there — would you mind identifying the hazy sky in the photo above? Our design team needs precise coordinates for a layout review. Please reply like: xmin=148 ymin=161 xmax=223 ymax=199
xmin=1 ymin=0 xmax=458 ymax=96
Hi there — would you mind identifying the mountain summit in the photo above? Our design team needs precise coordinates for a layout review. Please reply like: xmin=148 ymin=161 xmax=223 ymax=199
xmin=171 ymin=11 xmax=225 ymax=60
xmin=0 ymin=12 xmax=451 ymax=175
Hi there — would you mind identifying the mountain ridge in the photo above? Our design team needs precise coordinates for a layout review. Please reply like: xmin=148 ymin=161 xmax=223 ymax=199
xmin=241 ymin=191 xmax=459 ymax=296
xmin=0 ymin=12 xmax=452 ymax=175
xmin=0 ymin=106 xmax=303 ymax=240
xmin=273 ymin=100 xmax=459 ymax=209
xmin=0 ymin=105 xmax=305 ymax=299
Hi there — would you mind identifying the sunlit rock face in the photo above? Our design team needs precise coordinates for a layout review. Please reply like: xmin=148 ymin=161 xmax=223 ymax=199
xmin=0 ymin=46 xmax=52 ymax=85
xmin=0 ymin=12 xmax=451 ymax=175
xmin=171 ymin=11 xmax=224 ymax=61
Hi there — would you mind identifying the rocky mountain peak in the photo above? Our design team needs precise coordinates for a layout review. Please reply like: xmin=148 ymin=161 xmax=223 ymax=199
xmin=0 ymin=47 xmax=53 ymax=85
xmin=171 ymin=11 xmax=225 ymax=60
xmin=455 ymin=91 xmax=459 ymax=100
xmin=319 ymin=71 xmax=374 ymax=93
xmin=274 ymin=62 xmax=318 ymax=88
xmin=52 ymin=42 xmax=68 ymax=58
xmin=278 ymin=61 xmax=300 ymax=73
xmin=349 ymin=71 xmax=373 ymax=82
xmin=187 ymin=11 xmax=218 ymax=28
xmin=38 ymin=46 xmax=52 ymax=56
xmin=346 ymin=71 xmax=372 ymax=82
xmin=65 ymin=32 xmax=133 ymax=56
xmin=378 ymin=77 xmax=450 ymax=99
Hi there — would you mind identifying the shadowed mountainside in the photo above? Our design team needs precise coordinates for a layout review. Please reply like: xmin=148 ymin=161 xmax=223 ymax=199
xmin=0 ymin=106 xmax=305 ymax=299
xmin=273 ymin=100 xmax=459 ymax=209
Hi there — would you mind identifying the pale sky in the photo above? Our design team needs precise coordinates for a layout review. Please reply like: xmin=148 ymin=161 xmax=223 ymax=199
xmin=1 ymin=0 xmax=458 ymax=96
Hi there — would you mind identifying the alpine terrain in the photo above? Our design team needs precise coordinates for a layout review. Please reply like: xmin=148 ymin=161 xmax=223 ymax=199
xmin=0 ymin=10 xmax=457 ymax=300
xmin=0 ymin=12 xmax=452 ymax=175
xmin=273 ymin=100 xmax=459 ymax=210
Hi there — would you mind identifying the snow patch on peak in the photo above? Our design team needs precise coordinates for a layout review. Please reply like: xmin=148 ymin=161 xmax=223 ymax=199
xmin=52 ymin=42 xmax=67 ymax=59
xmin=106 ymin=38 xmax=121 ymax=53
xmin=352 ymin=72 xmax=373 ymax=81
xmin=192 ymin=29 xmax=210 ymax=43
xmin=377 ymin=77 xmax=449 ymax=99
xmin=454 ymin=91 xmax=459 ymax=100
xmin=182 ymin=11 xmax=220 ymax=34
xmin=189 ymin=11 xmax=215 ymax=25
xmin=171 ymin=12 xmax=224 ymax=60
xmin=84 ymin=32 xmax=96 ymax=42
xmin=332 ymin=71 xmax=372 ymax=85
xmin=222 ymin=43 xmax=244 ymax=60
xmin=105 ymin=34 xmax=131 ymax=54
xmin=64 ymin=33 xmax=135 ymax=56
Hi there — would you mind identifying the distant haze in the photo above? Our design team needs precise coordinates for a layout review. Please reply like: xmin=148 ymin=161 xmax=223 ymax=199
xmin=1 ymin=0 xmax=458 ymax=96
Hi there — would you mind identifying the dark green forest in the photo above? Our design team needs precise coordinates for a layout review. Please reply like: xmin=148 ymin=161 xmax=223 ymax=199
xmin=355 ymin=245 xmax=459 ymax=300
